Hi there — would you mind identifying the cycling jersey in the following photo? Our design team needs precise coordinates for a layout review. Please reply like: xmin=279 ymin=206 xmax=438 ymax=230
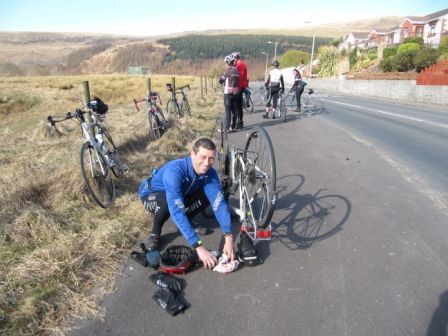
xmin=268 ymin=68 xmax=284 ymax=88
xmin=139 ymin=156 xmax=231 ymax=246
xmin=219 ymin=66 xmax=240 ymax=94
xmin=235 ymin=59 xmax=249 ymax=89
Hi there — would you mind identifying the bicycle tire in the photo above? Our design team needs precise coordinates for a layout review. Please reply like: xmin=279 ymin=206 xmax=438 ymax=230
xmin=243 ymin=97 xmax=254 ymax=113
xmin=283 ymin=94 xmax=297 ymax=111
xmin=149 ymin=111 xmax=162 ymax=141
xmin=166 ymin=99 xmax=181 ymax=117
xmin=307 ymin=95 xmax=324 ymax=114
xmin=243 ymin=126 xmax=276 ymax=229
xmin=181 ymin=96 xmax=191 ymax=116
xmin=252 ymin=89 xmax=264 ymax=106
xmin=218 ymin=119 xmax=231 ymax=197
xmin=80 ymin=141 xmax=115 ymax=208
xmin=281 ymin=98 xmax=287 ymax=122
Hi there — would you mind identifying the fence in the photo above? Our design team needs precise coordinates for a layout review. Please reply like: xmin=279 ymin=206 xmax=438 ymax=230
xmin=416 ymin=60 xmax=448 ymax=86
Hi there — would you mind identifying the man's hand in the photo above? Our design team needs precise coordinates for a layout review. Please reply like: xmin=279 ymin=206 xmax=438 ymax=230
xmin=222 ymin=234 xmax=235 ymax=261
xmin=196 ymin=245 xmax=217 ymax=269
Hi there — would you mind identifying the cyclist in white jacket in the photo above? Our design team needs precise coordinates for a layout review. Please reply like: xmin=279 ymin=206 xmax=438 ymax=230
xmin=263 ymin=60 xmax=284 ymax=119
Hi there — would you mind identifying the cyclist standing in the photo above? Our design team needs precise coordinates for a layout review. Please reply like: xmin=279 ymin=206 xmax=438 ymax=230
xmin=138 ymin=138 xmax=235 ymax=270
xmin=263 ymin=60 xmax=284 ymax=119
xmin=232 ymin=51 xmax=249 ymax=129
xmin=219 ymin=54 xmax=240 ymax=133
xmin=290 ymin=68 xmax=306 ymax=112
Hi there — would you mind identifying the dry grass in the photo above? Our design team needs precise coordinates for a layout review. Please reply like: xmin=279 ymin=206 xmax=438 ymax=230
xmin=0 ymin=74 xmax=223 ymax=335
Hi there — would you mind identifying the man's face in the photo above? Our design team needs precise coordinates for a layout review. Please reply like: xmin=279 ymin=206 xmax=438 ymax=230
xmin=191 ymin=146 xmax=216 ymax=175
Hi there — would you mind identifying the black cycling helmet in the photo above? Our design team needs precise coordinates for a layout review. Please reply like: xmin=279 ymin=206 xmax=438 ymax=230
xmin=272 ymin=60 xmax=280 ymax=67
xmin=159 ymin=245 xmax=196 ymax=274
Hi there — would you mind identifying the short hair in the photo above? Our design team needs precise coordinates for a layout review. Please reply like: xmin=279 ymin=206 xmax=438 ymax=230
xmin=192 ymin=138 xmax=216 ymax=153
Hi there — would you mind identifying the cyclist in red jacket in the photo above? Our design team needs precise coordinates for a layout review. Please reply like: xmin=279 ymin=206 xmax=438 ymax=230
xmin=232 ymin=52 xmax=249 ymax=130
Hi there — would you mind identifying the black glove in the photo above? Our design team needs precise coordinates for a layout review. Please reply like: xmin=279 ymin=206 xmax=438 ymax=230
xmin=153 ymin=288 xmax=188 ymax=316
xmin=150 ymin=272 xmax=183 ymax=295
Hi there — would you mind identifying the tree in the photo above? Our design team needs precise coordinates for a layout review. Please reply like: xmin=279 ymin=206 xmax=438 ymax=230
xmin=279 ymin=50 xmax=310 ymax=68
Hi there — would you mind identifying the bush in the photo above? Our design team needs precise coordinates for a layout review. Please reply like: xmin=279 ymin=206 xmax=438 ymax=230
xmin=403 ymin=37 xmax=424 ymax=45
xmin=415 ymin=47 xmax=439 ymax=72
xmin=383 ymin=47 xmax=398 ymax=59
xmin=279 ymin=50 xmax=310 ymax=68
xmin=398 ymin=42 xmax=421 ymax=54
xmin=380 ymin=57 xmax=395 ymax=72
xmin=318 ymin=46 xmax=339 ymax=77
xmin=393 ymin=49 xmax=418 ymax=72
xmin=438 ymin=36 xmax=448 ymax=59
xmin=349 ymin=47 xmax=358 ymax=68
xmin=368 ymin=51 xmax=378 ymax=60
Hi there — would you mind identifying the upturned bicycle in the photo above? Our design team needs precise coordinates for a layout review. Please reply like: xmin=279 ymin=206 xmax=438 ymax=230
xmin=47 ymin=99 xmax=128 ymax=208
xmin=218 ymin=120 xmax=277 ymax=241
xmin=166 ymin=83 xmax=191 ymax=117
xmin=134 ymin=91 xmax=167 ymax=141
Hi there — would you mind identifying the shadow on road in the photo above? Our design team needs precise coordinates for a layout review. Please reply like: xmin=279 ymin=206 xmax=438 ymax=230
xmin=427 ymin=290 xmax=448 ymax=336
xmin=272 ymin=174 xmax=352 ymax=250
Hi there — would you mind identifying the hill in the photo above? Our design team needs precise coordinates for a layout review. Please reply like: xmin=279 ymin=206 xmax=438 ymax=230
xmin=0 ymin=16 xmax=403 ymax=76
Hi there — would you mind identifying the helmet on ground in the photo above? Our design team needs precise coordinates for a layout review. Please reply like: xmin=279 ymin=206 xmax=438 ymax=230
xmin=224 ymin=54 xmax=235 ymax=65
xmin=272 ymin=60 xmax=280 ymax=67
xmin=159 ymin=245 xmax=196 ymax=274
xmin=231 ymin=51 xmax=241 ymax=59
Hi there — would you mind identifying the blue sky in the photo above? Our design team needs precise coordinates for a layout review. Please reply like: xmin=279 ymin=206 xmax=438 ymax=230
xmin=0 ymin=0 xmax=447 ymax=36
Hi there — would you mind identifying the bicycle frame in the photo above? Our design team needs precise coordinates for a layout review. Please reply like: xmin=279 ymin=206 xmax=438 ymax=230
xmin=228 ymin=146 xmax=273 ymax=241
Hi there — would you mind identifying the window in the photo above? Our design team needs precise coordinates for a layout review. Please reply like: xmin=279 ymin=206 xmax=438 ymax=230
xmin=415 ymin=26 xmax=423 ymax=37
xmin=429 ymin=23 xmax=436 ymax=36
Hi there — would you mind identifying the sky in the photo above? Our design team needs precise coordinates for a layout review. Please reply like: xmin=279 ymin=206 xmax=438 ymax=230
xmin=0 ymin=0 xmax=447 ymax=37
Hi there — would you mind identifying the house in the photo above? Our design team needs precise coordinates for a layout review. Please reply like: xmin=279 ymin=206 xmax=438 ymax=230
xmin=339 ymin=32 xmax=369 ymax=51
xmin=340 ymin=7 xmax=448 ymax=51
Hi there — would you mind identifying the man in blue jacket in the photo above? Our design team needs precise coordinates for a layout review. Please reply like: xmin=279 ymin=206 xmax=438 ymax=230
xmin=139 ymin=138 xmax=234 ymax=269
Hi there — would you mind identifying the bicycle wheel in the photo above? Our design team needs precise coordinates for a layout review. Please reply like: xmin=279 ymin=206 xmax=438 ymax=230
xmin=243 ymin=97 xmax=254 ymax=113
xmin=166 ymin=99 xmax=181 ymax=117
xmin=252 ymin=89 xmax=264 ymax=106
xmin=283 ymin=94 xmax=297 ymax=111
xmin=281 ymin=98 xmax=287 ymax=122
xmin=149 ymin=111 xmax=162 ymax=141
xmin=80 ymin=142 xmax=115 ymax=208
xmin=243 ymin=127 xmax=276 ymax=229
xmin=179 ymin=95 xmax=191 ymax=116
xmin=218 ymin=119 xmax=231 ymax=197
xmin=307 ymin=95 xmax=324 ymax=114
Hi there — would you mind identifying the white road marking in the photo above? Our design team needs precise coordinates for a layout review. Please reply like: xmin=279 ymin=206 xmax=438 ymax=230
xmin=326 ymin=100 xmax=448 ymax=130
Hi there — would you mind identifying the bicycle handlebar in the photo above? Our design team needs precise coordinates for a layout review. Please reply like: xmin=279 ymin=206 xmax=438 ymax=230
xmin=176 ymin=84 xmax=190 ymax=91
xmin=47 ymin=108 xmax=84 ymax=126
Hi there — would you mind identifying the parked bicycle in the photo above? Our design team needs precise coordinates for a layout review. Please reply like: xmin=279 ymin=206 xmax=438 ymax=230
xmin=284 ymin=88 xmax=323 ymax=114
xmin=47 ymin=99 xmax=128 ymax=208
xmin=252 ymin=85 xmax=269 ymax=107
xmin=218 ymin=120 xmax=277 ymax=241
xmin=242 ymin=89 xmax=254 ymax=113
xmin=166 ymin=83 xmax=191 ymax=117
xmin=134 ymin=91 xmax=167 ymax=141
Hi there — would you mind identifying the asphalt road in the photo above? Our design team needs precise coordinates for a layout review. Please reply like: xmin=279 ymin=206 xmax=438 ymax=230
xmin=71 ymin=92 xmax=448 ymax=336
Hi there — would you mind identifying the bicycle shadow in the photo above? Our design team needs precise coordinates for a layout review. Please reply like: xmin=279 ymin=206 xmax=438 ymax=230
xmin=427 ymin=290 xmax=448 ymax=336
xmin=271 ymin=174 xmax=351 ymax=250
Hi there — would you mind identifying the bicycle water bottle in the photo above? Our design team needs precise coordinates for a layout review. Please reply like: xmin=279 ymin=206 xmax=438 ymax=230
xmin=95 ymin=133 xmax=107 ymax=155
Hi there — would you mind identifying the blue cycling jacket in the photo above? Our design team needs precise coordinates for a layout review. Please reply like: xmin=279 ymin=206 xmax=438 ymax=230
xmin=139 ymin=156 xmax=231 ymax=246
